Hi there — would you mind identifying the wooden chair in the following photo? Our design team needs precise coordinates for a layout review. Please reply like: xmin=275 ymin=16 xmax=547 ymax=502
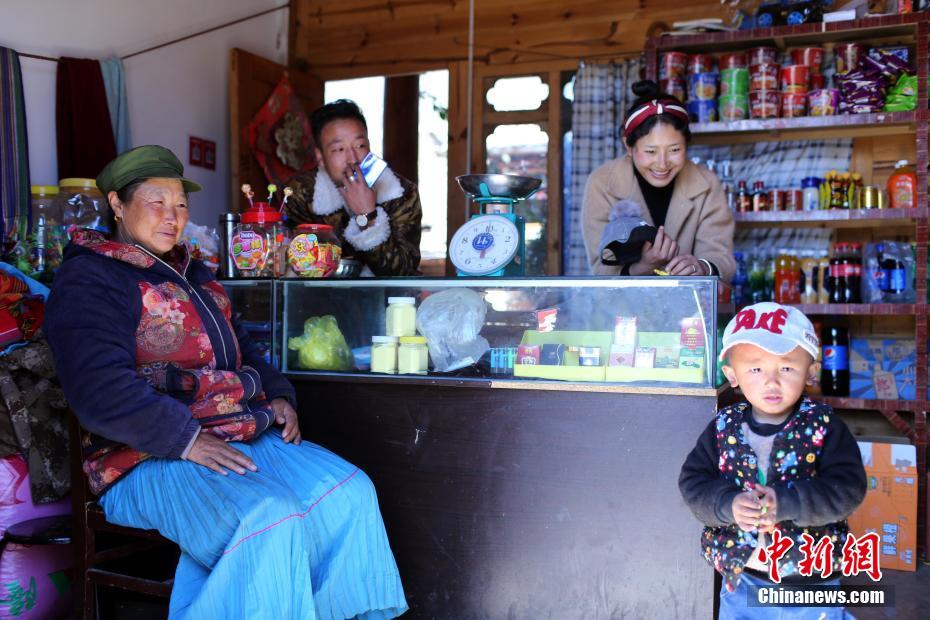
xmin=69 ymin=415 xmax=176 ymax=619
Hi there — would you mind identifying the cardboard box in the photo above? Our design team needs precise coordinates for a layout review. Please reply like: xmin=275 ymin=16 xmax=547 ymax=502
xmin=850 ymin=338 xmax=916 ymax=400
xmin=614 ymin=316 xmax=638 ymax=348
xmin=847 ymin=442 xmax=917 ymax=572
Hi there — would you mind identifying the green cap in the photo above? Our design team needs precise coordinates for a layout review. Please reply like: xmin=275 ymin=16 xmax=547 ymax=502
xmin=96 ymin=145 xmax=202 ymax=196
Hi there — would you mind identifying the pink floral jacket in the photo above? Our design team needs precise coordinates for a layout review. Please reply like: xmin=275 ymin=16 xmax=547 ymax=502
xmin=46 ymin=230 xmax=296 ymax=494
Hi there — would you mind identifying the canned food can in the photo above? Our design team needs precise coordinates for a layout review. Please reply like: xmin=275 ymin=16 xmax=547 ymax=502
xmin=861 ymin=185 xmax=884 ymax=209
xmin=785 ymin=189 xmax=803 ymax=211
xmin=768 ymin=189 xmax=786 ymax=211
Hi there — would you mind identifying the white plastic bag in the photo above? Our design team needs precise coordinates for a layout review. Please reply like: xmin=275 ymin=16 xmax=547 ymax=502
xmin=181 ymin=222 xmax=220 ymax=271
xmin=416 ymin=288 xmax=489 ymax=372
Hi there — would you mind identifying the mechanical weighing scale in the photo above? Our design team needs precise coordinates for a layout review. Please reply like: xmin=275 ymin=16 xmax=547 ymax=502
xmin=451 ymin=174 xmax=542 ymax=277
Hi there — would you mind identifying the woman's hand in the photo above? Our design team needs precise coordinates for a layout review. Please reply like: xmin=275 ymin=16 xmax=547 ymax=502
xmin=340 ymin=162 xmax=377 ymax=217
xmin=271 ymin=398 xmax=301 ymax=444
xmin=186 ymin=432 xmax=257 ymax=475
xmin=629 ymin=226 xmax=679 ymax=275
xmin=665 ymin=253 xmax=709 ymax=276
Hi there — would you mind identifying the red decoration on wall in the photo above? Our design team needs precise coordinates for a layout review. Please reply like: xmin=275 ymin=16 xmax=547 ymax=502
xmin=242 ymin=75 xmax=317 ymax=184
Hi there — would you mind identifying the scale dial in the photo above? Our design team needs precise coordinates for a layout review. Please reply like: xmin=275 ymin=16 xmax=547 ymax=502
xmin=449 ymin=214 xmax=520 ymax=276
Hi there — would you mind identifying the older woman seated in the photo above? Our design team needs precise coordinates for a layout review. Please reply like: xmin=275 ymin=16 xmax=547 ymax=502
xmin=46 ymin=146 xmax=407 ymax=619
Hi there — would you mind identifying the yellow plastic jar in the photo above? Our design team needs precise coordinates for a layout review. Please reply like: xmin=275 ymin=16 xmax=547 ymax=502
xmin=386 ymin=296 xmax=417 ymax=337
xmin=371 ymin=336 xmax=398 ymax=374
xmin=398 ymin=336 xmax=428 ymax=375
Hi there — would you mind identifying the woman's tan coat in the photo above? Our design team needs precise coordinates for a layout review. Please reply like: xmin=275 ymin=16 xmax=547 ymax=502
xmin=581 ymin=156 xmax=735 ymax=282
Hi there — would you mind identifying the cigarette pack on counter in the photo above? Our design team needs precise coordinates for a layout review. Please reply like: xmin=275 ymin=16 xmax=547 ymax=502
xmin=614 ymin=316 xmax=638 ymax=348
xmin=680 ymin=317 xmax=705 ymax=352
xmin=517 ymin=344 xmax=540 ymax=366
xmin=578 ymin=346 xmax=601 ymax=366
xmin=655 ymin=345 xmax=681 ymax=369
xmin=608 ymin=344 xmax=635 ymax=367
xmin=540 ymin=343 xmax=565 ymax=366
xmin=634 ymin=347 xmax=656 ymax=368
xmin=679 ymin=347 xmax=705 ymax=372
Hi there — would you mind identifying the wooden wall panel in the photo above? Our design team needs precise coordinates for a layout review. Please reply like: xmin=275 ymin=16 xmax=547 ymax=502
xmin=290 ymin=0 xmax=726 ymax=80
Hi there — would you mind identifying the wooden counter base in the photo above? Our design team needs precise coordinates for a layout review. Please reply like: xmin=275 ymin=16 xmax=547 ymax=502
xmin=294 ymin=375 xmax=718 ymax=618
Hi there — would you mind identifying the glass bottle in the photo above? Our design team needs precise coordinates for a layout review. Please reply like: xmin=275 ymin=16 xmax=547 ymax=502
xmin=821 ymin=325 xmax=850 ymax=396
xmin=371 ymin=336 xmax=398 ymax=374
xmin=386 ymin=297 xmax=417 ymax=337
xmin=397 ymin=336 xmax=429 ymax=374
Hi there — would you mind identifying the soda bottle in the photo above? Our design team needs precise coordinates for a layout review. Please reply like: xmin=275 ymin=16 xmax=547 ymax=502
xmin=875 ymin=242 xmax=891 ymax=295
xmin=749 ymin=255 xmax=767 ymax=303
xmin=775 ymin=254 xmax=791 ymax=303
xmin=846 ymin=242 xmax=862 ymax=303
xmin=829 ymin=243 xmax=846 ymax=304
xmin=821 ymin=325 xmax=850 ymax=396
xmin=788 ymin=255 xmax=801 ymax=303
xmin=732 ymin=252 xmax=749 ymax=307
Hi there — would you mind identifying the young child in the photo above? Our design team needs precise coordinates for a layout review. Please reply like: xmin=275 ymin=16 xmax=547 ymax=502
xmin=679 ymin=302 xmax=866 ymax=619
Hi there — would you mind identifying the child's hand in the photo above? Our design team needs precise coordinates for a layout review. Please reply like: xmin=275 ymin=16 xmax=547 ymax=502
xmin=732 ymin=490 xmax=764 ymax=532
xmin=755 ymin=485 xmax=778 ymax=533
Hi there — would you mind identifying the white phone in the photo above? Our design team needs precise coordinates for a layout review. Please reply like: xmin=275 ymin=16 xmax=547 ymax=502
xmin=359 ymin=152 xmax=388 ymax=187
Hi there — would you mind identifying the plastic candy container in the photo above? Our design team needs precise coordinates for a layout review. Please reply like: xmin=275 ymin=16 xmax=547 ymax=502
xmin=287 ymin=224 xmax=341 ymax=277
xmin=230 ymin=202 xmax=287 ymax=277
xmin=55 ymin=178 xmax=108 ymax=233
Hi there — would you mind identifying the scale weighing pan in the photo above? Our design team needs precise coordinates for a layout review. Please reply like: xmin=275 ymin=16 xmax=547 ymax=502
xmin=456 ymin=174 xmax=541 ymax=201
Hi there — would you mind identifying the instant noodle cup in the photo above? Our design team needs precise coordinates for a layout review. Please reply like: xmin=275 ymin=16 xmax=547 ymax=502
xmin=688 ymin=54 xmax=715 ymax=75
xmin=749 ymin=90 xmax=780 ymax=119
xmin=659 ymin=77 xmax=687 ymax=102
xmin=750 ymin=63 xmax=780 ymax=91
xmin=748 ymin=46 xmax=778 ymax=65
xmin=835 ymin=42 xmax=867 ymax=74
xmin=287 ymin=224 xmax=342 ymax=278
xmin=790 ymin=47 xmax=825 ymax=73
xmin=808 ymin=88 xmax=840 ymax=116
xmin=719 ymin=95 xmax=749 ymax=121
xmin=719 ymin=52 xmax=748 ymax=69
xmin=660 ymin=51 xmax=688 ymax=79
xmin=687 ymin=99 xmax=717 ymax=123
xmin=781 ymin=92 xmax=808 ymax=117
xmin=720 ymin=68 xmax=750 ymax=96
xmin=689 ymin=72 xmax=719 ymax=100
xmin=780 ymin=65 xmax=810 ymax=93
xmin=810 ymin=73 xmax=825 ymax=90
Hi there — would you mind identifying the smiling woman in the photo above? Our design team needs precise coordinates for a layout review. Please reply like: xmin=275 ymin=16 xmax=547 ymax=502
xmin=580 ymin=80 xmax=736 ymax=282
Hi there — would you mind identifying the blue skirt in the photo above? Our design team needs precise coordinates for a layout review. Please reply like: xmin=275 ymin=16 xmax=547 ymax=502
xmin=99 ymin=431 xmax=408 ymax=620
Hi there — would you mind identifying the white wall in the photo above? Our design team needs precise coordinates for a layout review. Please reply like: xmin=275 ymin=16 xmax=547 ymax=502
xmin=2 ymin=0 xmax=288 ymax=227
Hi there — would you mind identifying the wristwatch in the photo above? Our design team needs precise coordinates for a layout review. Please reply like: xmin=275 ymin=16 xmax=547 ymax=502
xmin=355 ymin=211 xmax=375 ymax=228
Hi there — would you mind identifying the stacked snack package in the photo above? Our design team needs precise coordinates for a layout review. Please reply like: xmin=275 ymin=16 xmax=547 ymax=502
xmin=748 ymin=46 xmax=779 ymax=119
xmin=719 ymin=52 xmax=749 ymax=121
xmin=687 ymin=53 xmax=718 ymax=122
xmin=835 ymin=45 xmax=913 ymax=114
xmin=659 ymin=51 xmax=688 ymax=102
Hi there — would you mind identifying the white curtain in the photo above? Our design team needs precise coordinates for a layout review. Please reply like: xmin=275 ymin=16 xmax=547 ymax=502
xmin=564 ymin=58 xmax=642 ymax=275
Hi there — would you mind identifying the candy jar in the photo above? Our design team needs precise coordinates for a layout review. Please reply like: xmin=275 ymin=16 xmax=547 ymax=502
xmin=229 ymin=203 xmax=286 ymax=277
xmin=287 ymin=224 xmax=342 ymax=278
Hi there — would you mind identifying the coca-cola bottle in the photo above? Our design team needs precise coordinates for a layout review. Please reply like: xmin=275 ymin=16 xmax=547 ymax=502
xmin=821 ymin=325 xmax=850 ymax=396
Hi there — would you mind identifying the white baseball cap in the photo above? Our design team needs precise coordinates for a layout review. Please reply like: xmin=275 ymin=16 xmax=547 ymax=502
xmin=719 ymin=302 xmax=819 ymax=362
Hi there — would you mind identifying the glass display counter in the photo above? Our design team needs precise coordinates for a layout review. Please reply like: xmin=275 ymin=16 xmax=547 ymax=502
xmin=279 ymin=276 xmax=722 ymax=391
xmin=220 ymin=279 xmax=280 ymax=369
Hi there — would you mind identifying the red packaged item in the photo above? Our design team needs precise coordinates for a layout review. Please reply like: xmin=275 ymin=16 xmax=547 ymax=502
xmin=517 ymin=344 xmax=541 ymax=366
xmin=750 ymin=63 xmax=780 ymax=91
xmin=748 ymin=46 xmax=778 ymax=65
xmin=781 ymin=92 xmax=808 ymax=118
xmin=659 ymin=77 xmax=687 ymax=102
xmin=810 ymin=73 xmax=826 ymax=90
xmin=785 ymin=189 xmax=803 ymax=211
xmin=660 ymin=51 xmax=688 ymax=79
xmin=835 ymin=42 xmax=868 ymax=74
xmin=768 ymin=189 xmax=786 ymax=211
xmin=688 ymin=53 xmax=715 ymax=75
xmin=780 ymin=65 xmax=810 ymax=93
xmin=719 ymin=52 xmax=748 ymax=69
xmin=749 ymin=90 xmax=780 ymax=119
xmin=790 ymin=47 xmax=825 ymax=73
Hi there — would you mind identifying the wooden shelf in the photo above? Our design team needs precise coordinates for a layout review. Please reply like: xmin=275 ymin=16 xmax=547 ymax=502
xmin=820 ymin=396 xmax=926 ymax=412
xmin=690 ymin=111 xmax=920 ymax=142
xmin=734 ymin=207 xmax=927 ymax=227
xmin=786 ymin=303 xmax=920 ymax=315
xmin=651 ymin=12 xmax=926 ymax=52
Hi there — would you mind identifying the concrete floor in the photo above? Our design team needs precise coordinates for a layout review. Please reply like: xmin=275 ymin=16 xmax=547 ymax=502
xmin=843 ymin=562 xmax=930 ymax=620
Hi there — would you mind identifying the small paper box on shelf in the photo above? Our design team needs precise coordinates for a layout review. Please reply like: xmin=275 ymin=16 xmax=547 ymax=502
xmin=513 ymin=331 xmax=611 ymax=382
xmin=850 ymin=338 xmax=916 ymax=401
